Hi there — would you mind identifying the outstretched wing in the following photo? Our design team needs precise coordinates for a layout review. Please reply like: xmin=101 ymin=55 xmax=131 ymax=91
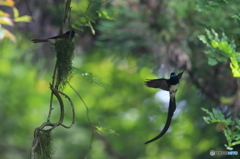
xmin=145 ymin=78 xmax=169 ymax=91
xmin=177 ymin=70 xmax=185 ymax=80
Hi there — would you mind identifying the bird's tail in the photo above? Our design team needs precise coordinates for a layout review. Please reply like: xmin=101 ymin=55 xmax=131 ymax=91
xmin=31 ymin=39 xmax=49 ymax=43
xmin=144 ymin=97 xmax=176 ymax=144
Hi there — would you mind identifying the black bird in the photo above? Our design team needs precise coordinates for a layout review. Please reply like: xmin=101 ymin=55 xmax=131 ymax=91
xmin=31 ymin=30 xmax=75 ymax=43
xmin=144 ymin=71 xmax=184 ymax=144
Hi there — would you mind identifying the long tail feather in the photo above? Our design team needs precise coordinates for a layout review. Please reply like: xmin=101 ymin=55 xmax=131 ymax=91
xmin=145 ymin=97 xmax=176 ymax=144
xmin=31 ymin=39 xmax=49 ymax=43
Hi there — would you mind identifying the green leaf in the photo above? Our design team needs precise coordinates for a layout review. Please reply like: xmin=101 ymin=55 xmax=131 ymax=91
xmin=212 ymin=109 xmax=225 ymax=120
xmin=12 ymin=7 xmax=19 ymax=18
xmin=97 ymin=11 xmax=114 ymax=20
xmin=211 ymin=40 xmax=219 ymax=48
xmin=229 ymin=52 xmax=240 ymax=57
xmin=204 ymin=50 xmax=214 ymax=55
xmin=208 ymin=58 xmax=218 ymax=65
xmin=230 ymin=57 xmax=240 ymax=77
xmin=195 ymin=0 xmax=208 ymax=5
xmin=0 ymin=10 xmax=9 ymax=17
xmin=203 ymin=116 xmax=210 ymax=124
xmin=216 ymin=56 xmax=227 ymax=62
xmin=218 ymin=41 xmax=232 ymax=54
xmin=195 ymin=4 xmax=208 ymax=12
xmin=96 ymin=126 xmax=119 ymax=135
xmin=198 ymin=35 xmax=209 ymax=46
xmin=225 ymin=144 xmax=233 ymax=150
xmin=211 ymin=29 xmax=219 ymax=42
xmin=205 ymin=28 xmax=211 ymax=39
xmin=14 ymin=15 xmax=31 ymax=22
xmin=80 ymin=17 xmax=87 ymax=23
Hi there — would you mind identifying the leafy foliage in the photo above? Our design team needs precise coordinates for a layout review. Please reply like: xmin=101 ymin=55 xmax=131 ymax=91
xmin=196 ymin=0 xmax=240 ymax=150
xmin=198 ymin=28 xmax=238 ymax=66
xmin=3 ymin=0 xmax=240 ymax=158
xmin=202 ymin=108 xmax=240 ymax=150
xmin=0 ymin=0 xmax=31 ymax=41
xmin=195 ymin=0 xmax=228 ymax=12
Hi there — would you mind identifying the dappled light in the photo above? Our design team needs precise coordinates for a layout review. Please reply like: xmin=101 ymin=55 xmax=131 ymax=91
xmin=1 ymin=0 xmax=240 ymax=159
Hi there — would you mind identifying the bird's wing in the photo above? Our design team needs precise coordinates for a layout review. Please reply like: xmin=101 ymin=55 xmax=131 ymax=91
xmin=145 ymin=78 xmax=169 ymax=91
xmin=47 ymin=34 xmax=64 ymax=39
xmin=144 ymin=97 xmax=176 ymax=144
xmin=31 ymin=39 xmax=49 ymax=43
xmin=177 ymin=71 xmax=184 ymax=80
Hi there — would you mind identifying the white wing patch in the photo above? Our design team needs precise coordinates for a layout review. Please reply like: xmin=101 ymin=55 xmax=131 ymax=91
xmin=169 ymin=84 xmax=178 ymax=98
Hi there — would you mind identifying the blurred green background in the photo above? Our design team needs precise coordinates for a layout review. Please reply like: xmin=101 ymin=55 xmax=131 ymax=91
xmin=1 ymin=0 xmax=240 ymax=159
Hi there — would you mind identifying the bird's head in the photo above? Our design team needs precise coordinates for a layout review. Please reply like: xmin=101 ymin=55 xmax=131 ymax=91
xmin=170 ymin=72 xmax=177 ymax=77
xmin=65 ymin=30 xmax=75 ymax=39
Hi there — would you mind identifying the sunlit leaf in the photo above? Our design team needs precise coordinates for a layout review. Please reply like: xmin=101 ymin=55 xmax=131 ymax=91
xmin=230 ymin=52 xmax=240 ymax=57
xmin=205 ymin=28 xmax=213 ymax=40
xmin=0 ymin=27 xmax=5 ymax=39
xmin=0 ymin=10 xmax=10 ymax=17
xmin=14 ymin=15 xmax=32 ymax=22
xmin=218 ymin=41 xmax=232 ymax=54
xmin=97 ymin=11 xmax=114 ymax=20
xmin=230 ymin=57 xmax=240 ymax=77
xmin=96 ymin=126 xmax=119 ymax=135
xmin=211 ymin=40 xmax=219 ymax=48
xmin=198 ymin=35 xmax=209 ymax=46
xmin=3 ymin=29 xmax=16 ymax=42
xmin=0 ymin=17 xmax=13 ymax=26
xmin=211 ymin=28 xmax=219 ymax=42
xmin=0 ymin=0 xmax=15 ymax=7
xmin=12 ymin=7 xmax=19 ymax=18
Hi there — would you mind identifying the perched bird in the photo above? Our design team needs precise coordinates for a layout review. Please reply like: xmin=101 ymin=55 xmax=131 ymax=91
xmin=144 ymin=71 xmax=184 ymax=144
xmin=31 ymin=30 xmax=75 ymax=43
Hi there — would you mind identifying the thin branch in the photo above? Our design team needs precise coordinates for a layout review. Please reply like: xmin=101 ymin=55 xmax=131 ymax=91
xmin=68 ymin=83 xmax=94 ymax=159
xmin=50 ymin=84 xmax=65 ymax=124
xmin=47 ymin=62 xmax=58 ymax=122
xmin=55 ymin=88 xmax=75 ymax=128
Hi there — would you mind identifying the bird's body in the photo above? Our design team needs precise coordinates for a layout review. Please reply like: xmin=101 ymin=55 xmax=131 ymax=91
xmin=144 ymin=71 xmax=184 ymax=144
xmin=31 ymin=30 xmax=75 ymax=43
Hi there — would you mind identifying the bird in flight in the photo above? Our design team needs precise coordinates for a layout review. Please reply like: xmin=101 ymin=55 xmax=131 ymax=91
xmin=144 ymin=71 xmax=184 ymax=144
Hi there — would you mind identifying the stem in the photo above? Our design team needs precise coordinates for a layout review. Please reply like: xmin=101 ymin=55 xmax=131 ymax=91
xmin=50 ymin=85 xmax=65 ymax=124
xmin=68 ymin=83 xmax=94 ymax=159
xmin=47 ymin=62 xmax=58 ymax=122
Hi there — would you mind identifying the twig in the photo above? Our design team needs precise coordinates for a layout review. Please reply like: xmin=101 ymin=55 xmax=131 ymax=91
xmin=68 ymin=83 xmax=94 ymax=159
xmin=50 ymin=84 xmax=65 ymax=124
xmin=47 ymin=62 xmax=58 ymax=122
xmin=53 ymin=88 xmax=75 ymax=128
